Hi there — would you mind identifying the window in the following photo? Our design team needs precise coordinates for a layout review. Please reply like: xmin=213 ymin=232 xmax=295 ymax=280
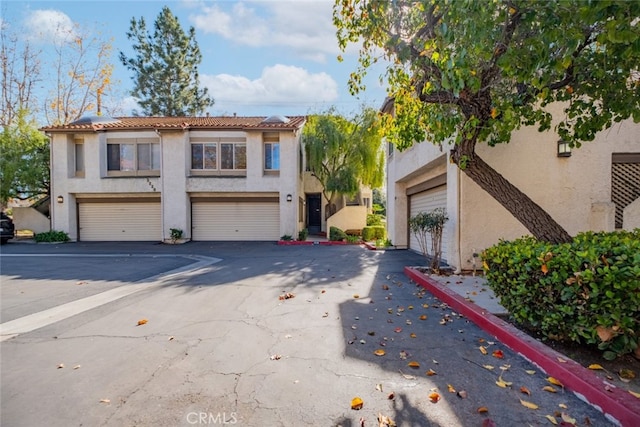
xmin=191 ymin=143 xmax=217 ymax=170
xmin=190 ymin=137 xmax=246 ymax=175
xmin=74 ymin=140 xmax=84 ymax=177
xmin=264 ymin=132 xmax=280 ymax=173
xmin=221 ymin=143 xmax=246 ymax=170
xmin=106 ymin=139 xmax=160 ymax=176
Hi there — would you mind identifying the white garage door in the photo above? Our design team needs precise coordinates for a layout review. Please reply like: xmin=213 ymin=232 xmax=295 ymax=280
xmin=409 ymin=185 xmax=449 ymax=263
xmin=79 ymin=201 xmax=161 ymax=241
xmin=192 ymin=201 xmax=280 ymax=241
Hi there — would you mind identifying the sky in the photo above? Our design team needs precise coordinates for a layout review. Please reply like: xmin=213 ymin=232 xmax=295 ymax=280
xmin=2 ymin=0 xmax=388 ymax=120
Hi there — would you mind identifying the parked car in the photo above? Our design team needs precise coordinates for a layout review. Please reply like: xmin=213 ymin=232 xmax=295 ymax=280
xmin=1 ymin=212 xmax=15 ymax=244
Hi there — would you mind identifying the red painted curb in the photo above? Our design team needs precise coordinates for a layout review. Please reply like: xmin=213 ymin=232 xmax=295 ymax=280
xmin=405 ymin=266 xmax=640 ymax=427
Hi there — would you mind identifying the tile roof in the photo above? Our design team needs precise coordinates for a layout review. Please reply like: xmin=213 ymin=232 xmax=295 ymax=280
xmin=40 ymin=115 xmax=306 ymax=132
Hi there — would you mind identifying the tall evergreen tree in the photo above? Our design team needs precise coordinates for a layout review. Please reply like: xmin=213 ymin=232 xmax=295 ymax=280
xmin=120 ymin=6 xmax=213 ymax=116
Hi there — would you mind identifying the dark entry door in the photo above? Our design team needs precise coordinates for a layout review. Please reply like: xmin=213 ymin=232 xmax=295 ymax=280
xmin=306 ymin=194 xmax=322 ymax=234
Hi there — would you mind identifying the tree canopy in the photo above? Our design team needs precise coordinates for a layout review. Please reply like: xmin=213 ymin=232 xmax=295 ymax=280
xmin=120 ymin=6 xmax=213 ymax=116
xmin=334 ymin=0 xmax=640 ymax=243
xmin=0 ymin=110 xmax=49 ymax=206
xmin=302 ymin=107 xmax=385 ymax=215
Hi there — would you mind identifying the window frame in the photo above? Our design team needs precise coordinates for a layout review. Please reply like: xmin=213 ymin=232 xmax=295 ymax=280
xmin=74 ymin=139 xmax=85 ymax=178
xmin=263 ymin=132 xmax=280 ymax=175
xmin=106 ymin=138 xmax=160 ymax=177
xmin=189 ymin=137 xmax=247 ymax=177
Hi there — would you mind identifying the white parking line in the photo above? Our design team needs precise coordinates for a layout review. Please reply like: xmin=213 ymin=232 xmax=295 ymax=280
xmin=0 ymin=254 xmax=221 ymax=341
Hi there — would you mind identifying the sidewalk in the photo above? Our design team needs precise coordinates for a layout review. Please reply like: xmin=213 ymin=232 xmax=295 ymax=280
xmin=406 ymin=267 xmax=640 ymax=427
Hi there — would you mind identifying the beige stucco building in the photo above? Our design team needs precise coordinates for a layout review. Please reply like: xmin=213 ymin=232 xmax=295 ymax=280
xmin=384 ymin=102 xmax=640 ymax=271
xmin=42 ymin=115 xmax=371 ymax=242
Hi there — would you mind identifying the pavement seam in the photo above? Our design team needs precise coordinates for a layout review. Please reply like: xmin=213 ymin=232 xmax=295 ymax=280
xmin=0 ymin=255 xmax=221 ymax=341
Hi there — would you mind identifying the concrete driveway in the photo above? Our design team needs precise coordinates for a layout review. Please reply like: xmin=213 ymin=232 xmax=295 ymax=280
xmin=0 ymin=242 xmax=617 ymax=426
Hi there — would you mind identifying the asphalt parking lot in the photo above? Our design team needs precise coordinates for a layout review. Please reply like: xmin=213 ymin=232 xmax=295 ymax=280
xmin=0 ymin=241 xmax=621 ymax=426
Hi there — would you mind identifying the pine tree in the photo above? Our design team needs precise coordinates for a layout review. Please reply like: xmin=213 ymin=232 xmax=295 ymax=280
xmin=120 ymin=6 xmax=213 ymax=116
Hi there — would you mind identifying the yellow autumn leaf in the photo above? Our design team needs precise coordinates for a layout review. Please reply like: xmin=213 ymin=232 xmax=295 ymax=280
xmin=588 ymin=364 xmax=604 ymax=370
xmin=426 ymin=369 xmax=437 ymax=376
xmin=629 ymin=390 xmax=640 ymax=399
xmin=374 ymin=349 xmax=386 ymax=356
xmin=351 ymin=396 xmax=363 ymax=410
xmin=483 ymin=365 xmax=495 ymax=370
xmin=561 ymin=413 xmax=577 ymax=424
xmin=545 ymin=415 xmax=558 ymax=425
xmin=541 ymin=264 xmax=549 ymax=274
xmin=520 ymin=399 xmax=539 ymax=409
xmin=477 ymin=406 xmax=489 ymax=413
xmin=479 ymin=346 xmax=488 ymax=355
xmin=428 ymin=391 xmax=440 ymax=403
xmin=483 ymin=260 xmax=489 ymax=270
xmin=408 ymin=361 xmax=420 ymax=369
xmin=542 ymin=386 xmax=557 ymax=393
xmin=525 ymin=370 xmax=536 ymax=375
xmin=410 ymin=333 xmax=417 ymax=338
xmin=137 ymin=319 xmax=148 ymax=326
xmin=420 ymin=315 xmax=427 ymax=320
xmin=547 ymin=377 xmax=564 ymax=387
xmin=447 ymin=384 xmax=456 ymax=393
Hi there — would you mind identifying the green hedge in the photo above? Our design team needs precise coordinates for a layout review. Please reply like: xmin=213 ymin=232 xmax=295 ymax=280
xmin=329 ymin=226 xmax=347 ymax=241
xmin=34 ymin=230 xmax=70 ymax=243
xmin=362 ymin=226 xmax=386 ymax=241
xmin=482 ymin=230 xmax=640 ymax=360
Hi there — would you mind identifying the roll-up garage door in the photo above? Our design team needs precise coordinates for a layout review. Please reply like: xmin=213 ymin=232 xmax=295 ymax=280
xmin=409 ymin=185 xmax=449 ymax=263
xmin=79 ymin=201 xmax=161 ymax=241
xmin=192 ymin=201 xmax=280 ymax=241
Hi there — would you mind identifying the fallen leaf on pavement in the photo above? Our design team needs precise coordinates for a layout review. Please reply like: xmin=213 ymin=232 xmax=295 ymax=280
xmin=588 ymin=364 xmax=604 ymax=370
xmin=492 ymin=349 xmax=504 ymax=359
xmin=428 ymin=392 xmax=440 ymax=403
xmin=447 ymin=384 xmax=456 ymax=393
xmin=279 ymin=292 xmax=295 ymax=300
xmin=377 ymin=413 xmax=396 ymax=427
xmin=561 ymin=412 xmax=577 ymax=425
xmin=547 ymin=377 xmax=564 ymax=387
xmin=137 ymin=319 xmax=148 ymax=326
xmin=520 ymin=399 xmax=539 ymax=409
xmin=545 ymin=415 xmax=558 ymax=425
xmin=99 ymin=399 xmax=110 ymax=404
xmin=168 ymin=336 xmax=175 ymax=341
xmin=479 ymin=346 xmax=488 ymax=355
xmin=410 ymin=333 xmax=417 ymax=338
xmin=374 ymin=349 xmax=386 ymax=356
xmin=477 ymin=406 xmax=489 ymax=413
xmin=483 ymin=365 xmax=495 ymax=370
xmin=525 ymin=370 xmax=536 ymax=375
xmin=394 ymin=327 xmax=402 ymax=333
xmin=73 ymin=365 xmax=81 ymax=370
xmin=376 ymin=383 xmax=383 ymax=392
xmin=351 ymin=397 xmax=364 ymax=410
xmin=619 ymin=369 xmax=636 ymax=382
xmin=630 ymin=390 xmax=640 ymax=399
xmin=76 ymin=281 xmax=88 ymax=285
xmin=399 ymin=370 xmax=416 ymax=380
xmin=388 ymin=392 xmax=395 ymax=400
xmin=426 ymin=369 xmax=437 ymax=376
xmin=457 ymin=390 xmax=468 ymax=399
xmin=382 ymin=284 xmax=389 ymax=290
xmin=407 ymin=361 xmax=420 ymax=369
xmin=57 ymin=363 xmax=64 ymax=369
xmin=353 ymin=294 xmax=360 ymax=299
xmin=520 ymin=386 xmax=531 ymax=396
xmin=270 ymin=354 xmax=282 ymax=360
xmin=543 ymin=386 xmax=557 ymax=393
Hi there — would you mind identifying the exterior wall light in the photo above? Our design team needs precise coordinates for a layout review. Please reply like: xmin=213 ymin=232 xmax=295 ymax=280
xmin=57 ymin=195 xmax=64 ymax=203
xmin=557 ymin=140 xmax=571 ymax=157
xmin=286 ymin=194 xmax=293 ymax=202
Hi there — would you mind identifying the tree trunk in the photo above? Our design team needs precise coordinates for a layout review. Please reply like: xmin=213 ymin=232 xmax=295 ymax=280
xmin=452 ymin=143 xmax=572 ymax=244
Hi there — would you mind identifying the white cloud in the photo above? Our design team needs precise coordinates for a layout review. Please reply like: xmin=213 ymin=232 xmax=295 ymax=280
xmin=201 ymin=64 xmax=338 ymax=111
xmin=24 ymin=10 xmax=78 ymax=44
xmin=190 ymin=1 xmax=339 ymax=62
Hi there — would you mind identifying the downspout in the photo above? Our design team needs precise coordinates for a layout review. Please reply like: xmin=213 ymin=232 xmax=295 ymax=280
xmin=155 ymin=129 xmax=165 ymax=242
xmin=455 ymin=166 xmax=463 ymax=273
xmin=46 ymin=133 xmax=54 ymax=233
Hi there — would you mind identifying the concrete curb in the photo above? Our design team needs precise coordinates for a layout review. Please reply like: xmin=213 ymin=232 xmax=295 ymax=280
xmin=405 ymin=266 xmax=640 ymax=427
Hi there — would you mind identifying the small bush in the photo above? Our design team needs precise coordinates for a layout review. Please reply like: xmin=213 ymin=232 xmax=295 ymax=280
xmin=367 ymin=213 xmax=384 ymax=226
xmin=34 ymin=230 xmax=70 ymax=243
xmin=346 ymin=235 xmax=360 ymax=244
xmin=329 ymin=226 xmax=347 ymax=241
xmin=170 ymin=228 xmax=183 ymax=242
xmin=362 ymin=226 xmax=386 ymax=241
xmin=280 ymin=234 xmax=293 ymax=241
xmin=298 ymin=228 xmax=308 ymax=241
xmin=482 ymin=230 xmax=640 ymax=359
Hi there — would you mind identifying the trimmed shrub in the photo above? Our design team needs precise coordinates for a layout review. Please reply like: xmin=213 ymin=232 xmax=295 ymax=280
xmin=362 ymin=226 xmax=386 ymax=241
xmin=329 ymin=226 xmax=347 ymax=241
xmin=367 ymin=213 xmax=384 ymax=226
xmin=482 ymin=230 xmax=640 ymax=360
xmin=34 ymin=230 xmax=70 ymax=243
xmin=280 ymin=234 xmax=293 ymax=241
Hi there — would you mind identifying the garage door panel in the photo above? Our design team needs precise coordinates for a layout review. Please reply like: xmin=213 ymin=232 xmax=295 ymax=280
xmin=79 ymin=202 xmax=161 ymax=241
xmin=409 ymin=185 xmax=449 ymax=264
xmin=192 ymin=202 xmax=279 ymax=241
